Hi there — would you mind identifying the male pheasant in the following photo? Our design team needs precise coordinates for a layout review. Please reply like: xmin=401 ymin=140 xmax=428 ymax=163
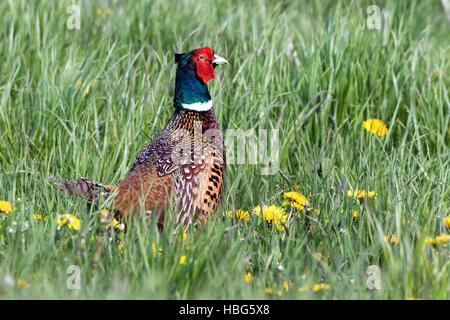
xmin=51 ymin=46 xmax=228 ymax=229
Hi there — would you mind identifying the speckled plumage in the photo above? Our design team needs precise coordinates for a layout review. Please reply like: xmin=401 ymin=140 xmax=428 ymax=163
xmin=115 ymin=108 xmax=226 ymax=228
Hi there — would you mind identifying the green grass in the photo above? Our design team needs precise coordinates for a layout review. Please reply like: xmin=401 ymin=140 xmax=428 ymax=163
xmin=0 ymin=0 xmax=449 ymax=299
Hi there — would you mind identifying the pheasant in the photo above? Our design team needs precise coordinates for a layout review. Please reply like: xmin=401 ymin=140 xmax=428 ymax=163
xmin=51 ymin=46 xmax=228 ymax=229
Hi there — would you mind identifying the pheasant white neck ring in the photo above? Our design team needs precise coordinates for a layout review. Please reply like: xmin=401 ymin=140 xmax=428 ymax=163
xmin=182 ymin=99 xmax=213 ymax=112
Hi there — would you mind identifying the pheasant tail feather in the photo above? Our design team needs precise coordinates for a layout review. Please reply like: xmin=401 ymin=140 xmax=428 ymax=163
xmin=48 ymin=176 xmax=115 ymax=203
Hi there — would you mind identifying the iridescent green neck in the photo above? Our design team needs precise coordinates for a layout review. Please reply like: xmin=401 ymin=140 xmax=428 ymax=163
xmin=174 ymin=67 xmax=211 ymax=111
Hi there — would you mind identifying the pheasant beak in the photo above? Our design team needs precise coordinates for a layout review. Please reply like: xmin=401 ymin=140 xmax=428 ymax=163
xmin=212 ymin=54 xmax=228 ymax=67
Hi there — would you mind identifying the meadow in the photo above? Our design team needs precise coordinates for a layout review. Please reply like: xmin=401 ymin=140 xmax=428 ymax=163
xmin=0 ymin=0 xmax=449 ymax=299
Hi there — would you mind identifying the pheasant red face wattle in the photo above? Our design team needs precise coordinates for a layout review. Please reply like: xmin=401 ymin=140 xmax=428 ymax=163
xmin=193 ymin=47 xmax=216 ymax=83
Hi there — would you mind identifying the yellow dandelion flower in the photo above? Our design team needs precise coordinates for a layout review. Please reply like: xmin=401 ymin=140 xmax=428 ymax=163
xmin=182 ymin=232 xmax=187 ymax=242
xmin=423 ymin=235 xmax=450 ymax=245
xmin=312 ymin=283 xmax=330 ymax=292
xmin=435 ymin=234 xmax=450 ymax=244
xmin=264 ymin=288 xmax=273 ymax=294
xmin=284 ymin=192 xmax=307 ymax=207
xmin=244 ymin=272 xmax=252 ymax=284
xmin=390 ymin=235 xmax=399 ymax=244
xmin=283 ymin=191 xmax=308 ymax=210
xmin=367 ymin=191 xmax=377 ymax=198
xmin=33 ymin=214 xmax=47 ymax=221
xmin=424 ymin=237 xmax=436 ymax=245
xmin=118 ymin=242 xmax=124 ymax=251
xmin=312 ymin=284 xmax=321 ymax=292
xmin=236 ymin=209 xmax=250 ymax=221
xmin=356 ymin=190 xmax=367 ymax=198
xmin=347 ymin=190 xmax=378 ymax=199
xmin=96 ymin=8 xmax=102 ymax=15
xmin=276 ymin=290 xmax=282 ymax=296
xmin=283 ymin=281 xmax=289 ymax=292
xmin=444 ymin=217 xmax=450 ymax=229
xmin=363 ymin=119 xmax=388 ymax=136
xmin=100 ymin=210 xmax=120 ymax=229
xmin=353 ymin=211 xmax=359 ymax=218
xmin=179 ymin=256 xmax=186 ymax=265
xmin=227 ymin=209 xmax=250 ymax=221
xmin=76 ymin=79 xmax=82 ymax=88
xmin=152 ymin=243 xmax=162 ymax=256
xmin=253 ymin=205 xmax=287 ymax=230
xmin=17 ymin=279 xmax=28 ymax=288
xmin=57 ymin=214 xmax=81 ymax=231
xmin=111 ymin=218 xmax=120 ymax=229
xmin=283 ymin=201 xmax=304 ymax=210
xmin=0 ymin=200 xmax=12 ymax=214
xmin=385 ymin=235 xmax=399 ymax=244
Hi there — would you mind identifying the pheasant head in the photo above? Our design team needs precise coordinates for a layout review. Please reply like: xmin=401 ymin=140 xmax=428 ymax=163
xmin=174 ymin=46 xmax=228 ymax=112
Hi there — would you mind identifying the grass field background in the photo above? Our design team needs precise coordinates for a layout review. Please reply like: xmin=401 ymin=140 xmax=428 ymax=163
xmin=0 ymin=0 xmax=449 ymax=299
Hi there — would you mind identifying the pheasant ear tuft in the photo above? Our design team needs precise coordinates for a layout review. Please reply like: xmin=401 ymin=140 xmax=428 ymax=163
xmin=174 ymin=53 xmax=182 ymax=64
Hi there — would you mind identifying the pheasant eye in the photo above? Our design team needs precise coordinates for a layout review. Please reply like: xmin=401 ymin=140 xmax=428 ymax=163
xmin=198 ymin=54 xmax=205 ymax=61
